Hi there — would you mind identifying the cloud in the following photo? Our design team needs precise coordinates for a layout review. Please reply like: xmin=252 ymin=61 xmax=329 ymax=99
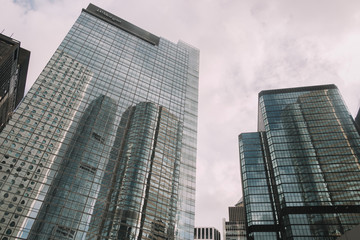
xmin=13 ymin=0 xmax=35 ymax=11
xmin=196 ymin=0 xmax=360 ymax=231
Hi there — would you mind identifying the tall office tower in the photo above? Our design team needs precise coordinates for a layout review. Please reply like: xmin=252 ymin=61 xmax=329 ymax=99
xmin=0 ymin=3 xmax=199 ymax=240
xmin=0 ymin=34 xmax=30 ymax=131
xmin=239 ymin=84 xmax=360 ymax=240
xmin=86 ymin=102 xmax=182 ymax=239
xmin=28 ymin=95 xmax=117 ymax=239
xmin=224 ymin=199 xmax=246 ymax=240
xmin=194 ymin=227 xmax=221 ymax=240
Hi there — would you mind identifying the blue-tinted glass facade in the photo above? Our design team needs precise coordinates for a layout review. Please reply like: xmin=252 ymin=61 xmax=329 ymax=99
xmin=239 ymin=85 xmax=360 ymax=240
xmin=239 ymin=132 xmax=279 ymax=239
xmin=87 ymin=102 xmax=182 ymax=239
xmin=27 ymin=95 xmax=117 ymax=240
xmin=0 ymin=4 xmax=198 ymax=239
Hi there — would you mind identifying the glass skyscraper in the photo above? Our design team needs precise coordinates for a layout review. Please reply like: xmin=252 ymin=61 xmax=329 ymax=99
xmin=239 ymin=84 xmax=360 ymax=239
xmin=0 ymin=3 xmax=199 ymax=239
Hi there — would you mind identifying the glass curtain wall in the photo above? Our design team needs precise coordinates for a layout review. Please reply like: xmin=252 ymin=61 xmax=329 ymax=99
xmin=0 ymin=4 xmax=199 ymax=240
xmin=239 ymin=85 xmax=360 ymax=239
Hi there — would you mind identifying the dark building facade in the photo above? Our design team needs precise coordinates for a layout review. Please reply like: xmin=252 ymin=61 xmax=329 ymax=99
xmin=0 ymin=3 xmax=199 ymax=240
xmin=239 ymin=84 xmax=360 ymax=239
xmin=224 ymin=199 xmax=246 ymax=240
xmin=0 ymin=34 xmax=30 ymax=131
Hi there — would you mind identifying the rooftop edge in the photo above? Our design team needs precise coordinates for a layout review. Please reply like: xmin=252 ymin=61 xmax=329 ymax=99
xmin=83 ymin=3 xmax=160 ymax=46
xmin=258 ymin=84 xmax=338 ymax=97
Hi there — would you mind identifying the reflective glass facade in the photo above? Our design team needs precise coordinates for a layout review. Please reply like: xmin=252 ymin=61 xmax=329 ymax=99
xmin=239 ymin=85 xmax=360 ymax=240
xmin=0 ymin=4 xmax=199 ymax=240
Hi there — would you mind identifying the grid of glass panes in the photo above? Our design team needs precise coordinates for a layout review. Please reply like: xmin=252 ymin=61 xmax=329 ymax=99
xmin=239 ymin=132 xmax=278 ymax=239
xmin=84 ymin=102 xmax=182 ymax=239
xmin=259 ymin=87 xmax=360 ymax=238
xmin=176 ymin=41 xmax=199 ymax=240
xmin=0 ymin=9 xmax=198 ymax=240
xmin=0 ymin=50 xmax=92 ymax=239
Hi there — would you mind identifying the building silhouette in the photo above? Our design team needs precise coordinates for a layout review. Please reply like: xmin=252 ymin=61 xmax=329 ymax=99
xmin=0 ymin=33 xmax=30 ymax=131
xmin=0 ymin=3 xmax=199 ymax=239
xmin=223 ymin=199 xmax=246 ymax=240
xmin=239 ymin=84 xmax=360 ymax=239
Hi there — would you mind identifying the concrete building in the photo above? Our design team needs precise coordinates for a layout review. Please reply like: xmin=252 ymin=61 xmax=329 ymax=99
xmin=224 ymin=199 xmax=246 ymax=240
xmin=195 ymin=227 xmax=221 ymax=240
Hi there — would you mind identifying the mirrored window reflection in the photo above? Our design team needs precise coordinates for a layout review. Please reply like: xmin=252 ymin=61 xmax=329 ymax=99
xmin=240 ymin=86 xmax=360 ymax=239
xmin=0 ymin=5 xmax=199 ymax=240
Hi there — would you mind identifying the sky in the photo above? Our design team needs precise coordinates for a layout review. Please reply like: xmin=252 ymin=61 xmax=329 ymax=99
xmin=2 ymin=0 xmax=360 ymax=234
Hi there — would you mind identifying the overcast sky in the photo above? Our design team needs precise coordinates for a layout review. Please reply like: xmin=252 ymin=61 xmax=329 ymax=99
xmin=2 ymin=0 xmax=360 ymax=234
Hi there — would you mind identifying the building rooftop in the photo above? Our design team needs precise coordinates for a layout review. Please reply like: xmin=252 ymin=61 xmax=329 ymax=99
xmin=259 ymin=84 xmax=337 ymax=97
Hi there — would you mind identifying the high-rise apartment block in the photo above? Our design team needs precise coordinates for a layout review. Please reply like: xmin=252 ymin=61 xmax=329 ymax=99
xmin=0 ymin=3 xmax=199 ymax=239
xmin=239 ymin=85 xmax=360 ymax=239
xmin=194 ymin=227 xmax=221 ymax=240
xmin=223 ymin=199 xmax=246 ymax=240
xmin=0 ymin=33 xmax=30 ymax=131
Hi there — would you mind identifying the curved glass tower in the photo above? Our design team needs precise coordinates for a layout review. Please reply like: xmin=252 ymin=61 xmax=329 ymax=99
xmin=28 ymin=95 xmax=117 ymax=239
xmin=239 ymin=85 xmax=360 ymax=240
xmin=88 ymin=102 xmax=182 ymax=239
xmin=0 ymin=3 xmax=199 ymax=240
